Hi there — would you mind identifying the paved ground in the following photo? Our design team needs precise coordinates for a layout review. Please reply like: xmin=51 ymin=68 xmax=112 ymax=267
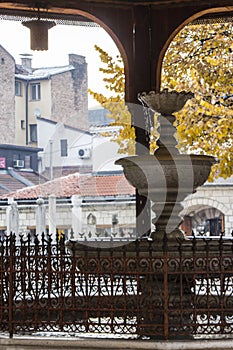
xmin=1 ymin=337 xmax=233 ymax=350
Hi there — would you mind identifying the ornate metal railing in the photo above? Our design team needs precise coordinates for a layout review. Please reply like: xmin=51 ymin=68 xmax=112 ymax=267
xmin=0 ymin=232 xmax=233 ymax=340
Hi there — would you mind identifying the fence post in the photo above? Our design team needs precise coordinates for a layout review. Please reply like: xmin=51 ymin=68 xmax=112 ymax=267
xmin=49 ymin=195 xmax=57 ymax=242
xmin=6 ymin=200 xmax=19 ymax=239
xmin=163 ymin=233 xmax=169 ymax=340
xmin=36 ymin=197 xmax=46 ymax=239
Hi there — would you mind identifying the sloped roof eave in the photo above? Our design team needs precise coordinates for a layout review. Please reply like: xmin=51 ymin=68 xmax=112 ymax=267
xmin=37 ymin=116 xmax=92 ymax=135
xmin=15 ymin=65 xmax=75 ymax=81
xmin=82 ymin=195 xmax=135 ymax=204
xmin=15 ymin=75 xmax=50 ymax=81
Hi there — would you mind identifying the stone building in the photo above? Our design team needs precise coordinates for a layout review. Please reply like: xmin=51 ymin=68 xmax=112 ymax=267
xmin=49 ymin=54 xmax=88 ymax=129
xmin=0 ymin=44 xmax=88 ymax=147
xmin=0 ymin=45 xmax=15 ymax=144
xmin=15 ymin=53 xmax=88 ymax=146
xmin=181 ymin=176 xmax=233 ymax=236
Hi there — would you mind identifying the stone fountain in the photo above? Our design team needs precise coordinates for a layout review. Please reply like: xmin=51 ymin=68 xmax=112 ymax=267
xmin=115 ymin=89 xmax=216 ymax=240
xmin=114 ymin=90 xmax=217 ymax=338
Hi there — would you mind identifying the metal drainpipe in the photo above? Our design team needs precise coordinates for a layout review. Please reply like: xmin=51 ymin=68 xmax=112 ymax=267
xmin=25 ymin=80 xmax=29 ymax=145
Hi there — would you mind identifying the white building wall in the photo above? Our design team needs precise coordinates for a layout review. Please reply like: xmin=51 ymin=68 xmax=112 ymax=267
xmin=91 ymin=125 xmax=129 ymax=173
xmin=37 ymin=118 xmax=92 ymax=172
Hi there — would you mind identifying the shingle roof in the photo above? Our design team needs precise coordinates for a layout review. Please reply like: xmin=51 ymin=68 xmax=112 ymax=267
xmin=0 ymin=170 xmax=47 ymax=196
xmin=0 ymin=173 xmax=135 ymax=200
xmin=0 ymin=173 xmax=26 ymax=196
xmin=37 ymin=116 xmax=92 ymax=134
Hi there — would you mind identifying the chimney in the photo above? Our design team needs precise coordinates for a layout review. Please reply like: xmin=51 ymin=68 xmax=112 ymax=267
xmin=20 ymin=53 xmax=33 ymax=70
xmin=69 ymin=54 xmax=86 ymax=67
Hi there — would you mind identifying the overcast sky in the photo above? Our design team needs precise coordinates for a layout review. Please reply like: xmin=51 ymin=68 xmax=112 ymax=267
xmin=0 ymin=20 xmax=120 ymax=108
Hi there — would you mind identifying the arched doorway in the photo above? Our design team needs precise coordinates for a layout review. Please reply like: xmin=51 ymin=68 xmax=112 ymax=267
xmin=181 ymin=207 xmax=224 ymax=236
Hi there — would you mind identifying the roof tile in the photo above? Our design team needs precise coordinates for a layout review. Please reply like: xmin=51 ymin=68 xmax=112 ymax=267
xmin=0 ymin=173 xmax=135 ymax=200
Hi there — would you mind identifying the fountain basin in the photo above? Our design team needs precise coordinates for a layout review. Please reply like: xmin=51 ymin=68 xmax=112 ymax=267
xmin=138 ymin=89 xmax=194 ymax=115
xmin=115 ymin=153 xmax=216 ymax=237
xmin=115 ymin=153 xmax=216 ymax=202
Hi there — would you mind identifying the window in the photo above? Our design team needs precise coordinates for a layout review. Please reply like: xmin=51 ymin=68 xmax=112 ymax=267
xmin=13 ymin=154 xmax=18 ymax=162
xmin=87 ymin=213 xmax=96 ymax=225
xmin=15 ymin=81 xmax=22 ymax=96
xmin=30 ymin=82 xmax=40 ymax=100
xmin=24 ymin=155 xmax=31 ymax=168
xmin=0 ymin=229 xmax=6 ymax=240
xmin=60 ymin=139 xmax=68 ymax=157
xmin=30 ymin=124 xmax=37 ymax=143
xmin=21 ymin=120 xmax=25 ymax=129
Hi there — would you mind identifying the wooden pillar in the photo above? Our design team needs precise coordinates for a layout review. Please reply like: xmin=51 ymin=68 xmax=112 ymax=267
xmin=129 ymin=7 xmax=153 ymax=236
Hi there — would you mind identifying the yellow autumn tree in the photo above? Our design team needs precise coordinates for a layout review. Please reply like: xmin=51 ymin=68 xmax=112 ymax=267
xmin=89 ymin=46 xmax=136 ymax=155
xmin=88 ymin=21 xmax=233 ymax=180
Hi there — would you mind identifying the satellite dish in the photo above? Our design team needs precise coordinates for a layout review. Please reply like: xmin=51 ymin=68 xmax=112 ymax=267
xmin=34 ymin=108 xmax=41 ymax=117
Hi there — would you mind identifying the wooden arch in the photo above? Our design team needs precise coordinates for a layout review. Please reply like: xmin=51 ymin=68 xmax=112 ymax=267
xmin=156 ymin=6 xmax=233 ymax=90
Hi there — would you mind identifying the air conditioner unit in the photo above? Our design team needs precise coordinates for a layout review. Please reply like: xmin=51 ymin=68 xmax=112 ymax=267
xmin=13 ymin=159 xmax=24 ymax=168
xmin=78 ymin=148 xmax=91 ymax=159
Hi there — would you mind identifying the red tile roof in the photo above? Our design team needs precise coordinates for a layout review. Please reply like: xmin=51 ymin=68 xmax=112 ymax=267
xmin=0 ymin=173 xmax=135 ymax=200
xmin=79 ymin=174 xmax=135 ymax=197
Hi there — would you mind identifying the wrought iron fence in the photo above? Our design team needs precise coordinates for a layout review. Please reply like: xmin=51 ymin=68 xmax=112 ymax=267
xmin=1 ymin=232 xmax=233 ymax=340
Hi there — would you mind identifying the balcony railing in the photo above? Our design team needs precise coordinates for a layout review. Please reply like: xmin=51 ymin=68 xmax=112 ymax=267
xmin=0 ymin=232 xmax=233 ymax=340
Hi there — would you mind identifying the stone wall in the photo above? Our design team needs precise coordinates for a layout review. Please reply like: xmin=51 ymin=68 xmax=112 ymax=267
xmin=0 ymin=45 xmax=15 ymax=143
xmin=81 ymin=202 xmax=136 ymax=238
xmin=0 ymin=199 xmax=136 ymax=239
xmin=50 ymin=55 xmax=88 ymax=130
xmin=181 ymin=183 xmax=233 ymax=236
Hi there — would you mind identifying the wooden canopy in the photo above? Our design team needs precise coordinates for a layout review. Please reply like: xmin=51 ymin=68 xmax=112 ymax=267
xmin=0 ymin=1 xmax=232 ymax=100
